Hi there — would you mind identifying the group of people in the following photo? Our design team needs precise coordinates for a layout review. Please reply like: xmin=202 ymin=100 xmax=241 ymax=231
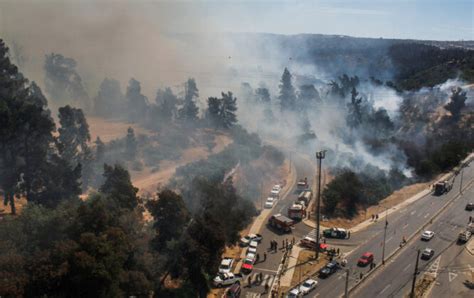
xmin=247 ymin=272 xmax=270 ymax=293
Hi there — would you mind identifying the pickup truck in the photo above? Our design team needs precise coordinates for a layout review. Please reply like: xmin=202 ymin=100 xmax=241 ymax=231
xmin=218 ymin=257 xmax=234 ymax=274
xmin=213 ymin=272 xmax=243 ymax=288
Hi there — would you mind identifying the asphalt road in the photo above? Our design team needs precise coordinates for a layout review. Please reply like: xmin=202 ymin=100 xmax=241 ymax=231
xmin=428 ymin=240 xmax=473 ymax=298
xmin=304 ymin=161 xmax=474 ymax=298
xmin=352 ymin=164 xmax=474 ymax=298
xmin=241 ymin=153 xmax=316 ymax=297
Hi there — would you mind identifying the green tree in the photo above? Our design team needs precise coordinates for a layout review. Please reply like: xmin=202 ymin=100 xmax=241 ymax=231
xmin=346 ymin=87 xmax=363 ymax=128
xmin=146 ymin=190 xmax=190 ymax=252
xmin=58 ymin=105 xmax=91 ymax=164
xmin=444 ymin=87 xmax=467 ymax=121
xmin=126 ymin=78 xmax=148 ymax=123
xmin=179 ymin=78 xmax=199 ymax=121
xmin=255 ymin=86 xmax=271 ymax=103
xmin=125 ymin=127 xmax=137 ymax=160
xmin=94 ymin=78 xmax=124 ymax=117
xmin=44 ymin=53 xmax=90 ymax=110
xmin=99 ymin=164 xmax=139 ymax=210
xmin=155 ymin=87 xmax=178 ymax=121
xmin=278 ymin=68 xmax=297 ymax=111
xmin=322 ymin=170 xmax=362 ymax=217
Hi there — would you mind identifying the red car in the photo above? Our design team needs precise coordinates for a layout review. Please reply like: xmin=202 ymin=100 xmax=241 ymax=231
xmin=357 ymin=252 xmax=374 ymax=266
xmin=240 ymin=258 xmax=254 ymax=274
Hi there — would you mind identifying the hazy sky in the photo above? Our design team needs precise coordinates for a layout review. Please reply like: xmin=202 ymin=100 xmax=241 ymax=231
xmin=183 ymin=0 xmax=473 ymax=40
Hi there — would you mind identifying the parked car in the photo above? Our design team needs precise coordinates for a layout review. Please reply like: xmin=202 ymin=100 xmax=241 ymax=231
xmin=219 ymin=257 xmax=234 ymax=274
xmin=265 ymin=197 xmax=275 ymax=208
xmin=319 ymin=260 xmax=339 ymax=278
xmin=323 ymin=227 xmax=348 ymax=239
xmin=225 ymin=282 xmax=241 ymax=298
xmin=458 ymin=230 xmax=472 ymax=243
xmin=286 ymin=287 xmax=302 ymax=298
xmin=213 ymin=272 xmax=243 ymax=288
xmin=299 ymin=278 xmax=318 ymax=294
xmin=240 ymin=258 xmax=254 ymax=274
xmin=357 ymin=252 xmax=374 ymax=267
xmin=249 ymin=240 xmax=258 ymax=249
xmin=421 ymin=230 xmax=435 ymax=241
xmin=247 ymin=246 xmax=257 ymax=254
xmin=272 ymin=185 xmax=282 ymax=192
xmin=239 ymin=234 xmax=263 ymax=246
xmin=246 ymin=252 xmax=256 ymax=263
xmin=466 ymin=203 xmax=474 ymax=211
xmin=421 ymin=248 xmax=435 ymax=260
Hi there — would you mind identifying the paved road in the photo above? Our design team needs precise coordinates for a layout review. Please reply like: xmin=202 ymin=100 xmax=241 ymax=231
xmin=428 ymin=240 xmax=473 ymax=298
xmin=242 ymin=153 xmax=316 ymax=297
xmin=303 ymin=161 xmax=474 ymax=298
xmin=352 ymin=164 xmax=474 ymax=298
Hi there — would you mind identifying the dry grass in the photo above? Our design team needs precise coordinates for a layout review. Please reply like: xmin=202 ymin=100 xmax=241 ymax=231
xmin=289 ymin=250 xmax=327 ymax=287
xmin=86 ymin=116 xmax=152 ymax=143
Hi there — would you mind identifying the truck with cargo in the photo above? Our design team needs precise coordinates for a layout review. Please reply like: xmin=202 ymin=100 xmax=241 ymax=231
xmin=434 ymin=180 xmax=452 ymax=196
xmin=268 ymin=213 xmax=295 ymax=233
xmin=297 ymin=190 xmax=313 ymax=205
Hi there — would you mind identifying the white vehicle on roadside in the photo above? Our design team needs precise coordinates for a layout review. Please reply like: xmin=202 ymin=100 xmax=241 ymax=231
xmin=249 ymin=240 xmax=258 ymax=249
xmin=272 ymin=185 xmax=282 ymax=192
xmin=265 ymin=197 xmax=275 ymax=208
xmin=246 ymin=252 xmax=256 ymax=262
xmin=299 ymin=278 xmax=318 ymax=294
xmin=247 ymin=246 xmax=257 ymax=254
xmin=270 ymin=189 xmax=280 ymax=198
xmin=286 ymin=287 xmax=302 ymax=298
xmin=421 ymin=230 xmax=435 ymax=241
xmin=218 ymin=258 xmax=234 ymax=274
xmin=239 ymin=234 xmax=263 ymax=246
xmin=213 ymin=272 xmax=243 ymax=288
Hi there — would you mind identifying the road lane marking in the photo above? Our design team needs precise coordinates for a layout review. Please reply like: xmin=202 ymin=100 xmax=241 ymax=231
xmin=403 ymin=223 xmax=409 ymax=229
xmin=410 ymin=211 xmax=416 ymax=216
xmin=386 ymin=236 xmax=393 ymax=243
xmin=403 ymin=264 xmax=411 ymax=272
xmin=424 ymin=213 xmax=430 ymax=218
xmin=380 ymin=284 xmax=391 ymax=294
xmin=254 ymin=267 xmax=278 ymax=273
xmin=448 ymin=271 xmax=458 ymax=282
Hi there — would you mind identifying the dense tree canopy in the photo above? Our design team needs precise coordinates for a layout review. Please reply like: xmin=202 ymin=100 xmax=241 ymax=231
xmin=278 ymin=68 xmax=297 ymax=111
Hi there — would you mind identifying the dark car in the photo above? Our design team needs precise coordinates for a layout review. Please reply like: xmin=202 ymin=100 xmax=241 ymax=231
xmin=466 ymin=203 xmax=474 ymax=211
xmin=319 ymin=260 xmax=339 ymax=278
xmin=421 ymin=248 xmax=435 ymax=260
xmin=357 ymin=252 xmax=374 ymax=267
xmin=225 ymin=282 xmax=241 ymax=298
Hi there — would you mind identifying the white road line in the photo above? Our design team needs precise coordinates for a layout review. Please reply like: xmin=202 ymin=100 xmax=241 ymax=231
xmin=403 ymin=264 xmax=411 ymax=272
xmin=403 ymin=223 xmax=409 ymax=229
xmin=380 ymin=284 xmax=391 ymax=294
xmin=424 ymin=213 xmax=430 ymax=218
xmin=386 ymin=236 xmax=393 ymax=243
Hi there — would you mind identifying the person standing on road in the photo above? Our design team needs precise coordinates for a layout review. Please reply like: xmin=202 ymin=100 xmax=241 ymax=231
xmin=248 ymin=276 xmax=252 ymax=287
xmin=348 ymin=231 xmax=351 ymax=239
xmin=264 ymin=252 xmax=267 ymax=261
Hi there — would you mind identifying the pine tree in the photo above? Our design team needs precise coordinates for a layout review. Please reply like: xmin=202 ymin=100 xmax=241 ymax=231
xmin=94 ymin=78 xmax=124 ymax=117
xmin=155 ymin=87 xmax=178 ymax=121
xmin=58 ymin=105 xmax=91 ymax=165
xmin=444 ymin=87 xmax=467 ymax=121
xmin=220 ymin=92 xmax=238 ymax=129
xmin=125 ymin=127 xmax=137 ymax=160
xmin=255 ymin=87 xmax=271 ymax=103
xmin=100 ymin=164 xmax=139 ymax=210
xmin=95 ymin=137 xmax=105 ymax=161
xmin=126 ymin=78 xmax=148 ymax=123
xmin=278 ymin=68 xmax=297 ymax=111
xmin=179 ymin=78 xmax=199 ymax=121
xmin=346 ymin=87 xmax=363 ymax=128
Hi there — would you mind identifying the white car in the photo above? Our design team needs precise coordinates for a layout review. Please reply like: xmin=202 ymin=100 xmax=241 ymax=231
xmin=265 ymin=198 xmax=275 ymax=208
xmin=246 ymin=252 xmax=256 ymax=262
xmin=218 ymin=258 xmax=234 ymax=274
xmin=249 ymin=240 xmax=258 ymax=249
xmin=272 ymin=185 xmax=282 ymax=192
xmin=270 ymin=189 xmax=280 ymax=197
xmin=213 ymin=272 xmax=243 ymax=288
xmin=286 ymin=287 xmax=302 ymax=298
xmin=421 ymin=230 xmax=435 ymax=241
xmin=240 ymin=234 xmax=263 ymax=246
xmin=247 ymin=246 xmax=257 ymax=254
xmin=299 ymin=278 xmax=318 ymax=294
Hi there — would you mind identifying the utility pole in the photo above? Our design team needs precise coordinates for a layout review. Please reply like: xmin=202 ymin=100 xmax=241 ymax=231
xmin=344 ymin=268 xmax=350 ymax=298
xmin=459 ymin=167 xmax=464 ymax=195
xmin=260 ymin=181 xmax=264 ymax=211
xmin=410 ymin=249 xmax=421 ymax=298
xmin=382 ymin=207 xmax=388 ymax=265
xmin=315 ymin=150 xmax=326 ymax=260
